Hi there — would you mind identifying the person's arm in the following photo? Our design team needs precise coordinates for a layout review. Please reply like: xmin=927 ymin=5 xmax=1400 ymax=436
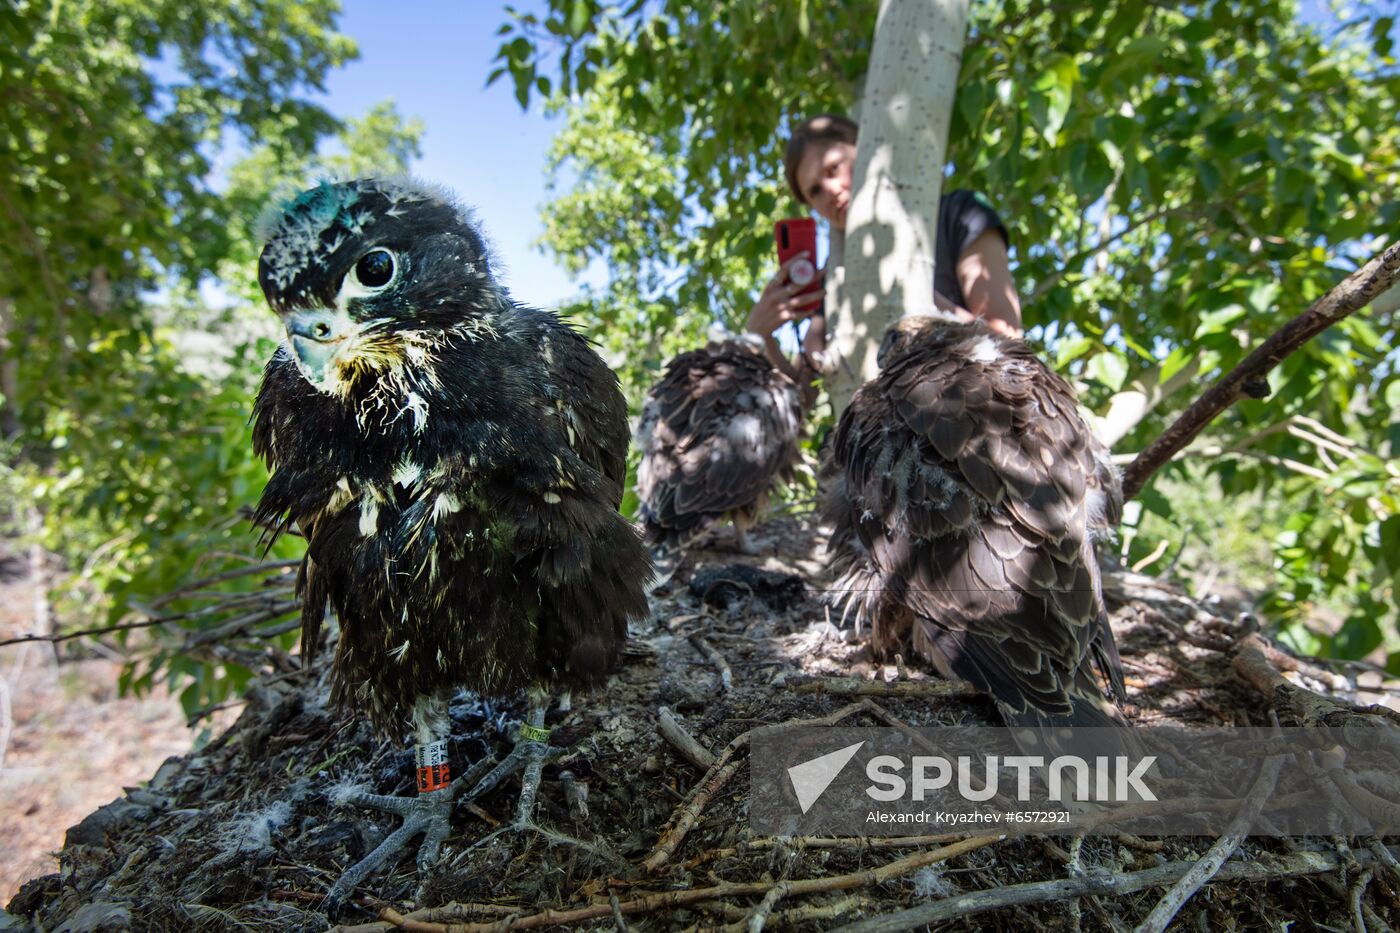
xmin=746 ymin=252 xmax=822 ymax=378
xmin=955 ymin=229 xmax=1022 ymax=337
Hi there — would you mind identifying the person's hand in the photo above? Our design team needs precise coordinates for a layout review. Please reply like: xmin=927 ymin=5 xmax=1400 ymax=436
xmin=746 ymin=252 xmax=823 ymax=338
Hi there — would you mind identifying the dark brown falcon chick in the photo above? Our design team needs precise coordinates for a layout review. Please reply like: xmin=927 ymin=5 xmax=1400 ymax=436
xmin=249 ymin=178 xmax=649 ymax=914
xmin=822 ymin=313 xmax=1127 ymax=738
xmin=635 ymin=333 xmax=802 ymax=564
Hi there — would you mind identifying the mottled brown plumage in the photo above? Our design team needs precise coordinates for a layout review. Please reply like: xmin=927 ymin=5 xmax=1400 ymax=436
xmin=636 ymin=335 xmax=802 ymax=550
xmin=823 ymin=314 xmax=1126 ymax=735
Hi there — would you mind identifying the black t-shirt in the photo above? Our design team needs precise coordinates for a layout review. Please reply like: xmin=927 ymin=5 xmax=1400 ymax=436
xmin=934 ymin=189 xmax=1010 ymax=310
xmin=809 ymin=190 xmax=1009 ymax=317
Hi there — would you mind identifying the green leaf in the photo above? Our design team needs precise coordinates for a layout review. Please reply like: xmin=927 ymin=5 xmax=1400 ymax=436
xmin=1055 ymin=335 xmax=1095 ymax=368
xmin=1136 ymin=482 xmax=1173 ymax=519
xmin=568 ymin=0 xmax=591 ymax=38
xmin=1029 ymin=55 xmax=1078 ymax=143
xmin=1246 ymin=281 xmax=1280 ymax=314
xmin=1372 ymin=17 xmax=1394 ymax=58
xmin=1277 ymin=622 xmax=1327 ymax=658
xmin=1333 ymin=615 xmax=1384 ymax=660
xmin=1086 ymin=351 xmax=1129 ymax=391
xmin=1194 ymin=305 xmax=1247 ymax=339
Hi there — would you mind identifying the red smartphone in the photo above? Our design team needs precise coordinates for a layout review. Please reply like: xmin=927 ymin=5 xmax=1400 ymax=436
xmin=774 ymin=218 xmax=823 ymax=312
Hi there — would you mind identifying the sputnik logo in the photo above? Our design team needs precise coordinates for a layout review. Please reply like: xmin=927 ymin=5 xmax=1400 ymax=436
xmin=787 ymin=741 xmax=865 ymax=813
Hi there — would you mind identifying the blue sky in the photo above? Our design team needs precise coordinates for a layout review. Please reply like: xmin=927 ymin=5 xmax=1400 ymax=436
xmin=318 ymin=0 xmax=594 ymax=310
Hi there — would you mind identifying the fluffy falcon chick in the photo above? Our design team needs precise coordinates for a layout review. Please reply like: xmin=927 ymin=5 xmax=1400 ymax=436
xmin=250 ymin=178 xmax=649 ymax=913
xmin=635 ymin=334 xmax=802 ymax=572
xmin=823 ymin=314 xmax=1128 ymax=742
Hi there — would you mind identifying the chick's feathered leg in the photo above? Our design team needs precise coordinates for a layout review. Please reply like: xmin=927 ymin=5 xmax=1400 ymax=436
xmin=463 ymin=689 xmax=626 ymax=866
xmin=323 ymin=691 xmax=486 ymax=917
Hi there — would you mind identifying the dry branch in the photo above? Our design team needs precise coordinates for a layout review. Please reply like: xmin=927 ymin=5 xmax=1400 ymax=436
xmin=1134 ymin=752 xmax=1285 ymax=933
xmin=831 ymin=847 xmax=1394 ymax=933
xmin=789 ymin=676 xmax=979 ymax=699
xmin=642 ymin=700 xmax=875 ymax=873
xmin=1123 ymin=239 xmax=1400 ymax=499
xmin=375 ymin=835 xmax=1002 ymax=932
xmin=656 ymin=706 xmax=717 ymax=770
xmin=689 ymin=634 xmax=734 ymax=692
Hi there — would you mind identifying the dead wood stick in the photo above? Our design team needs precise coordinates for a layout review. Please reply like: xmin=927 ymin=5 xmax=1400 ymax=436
xmin=181 ymin=601 xmax=301 ymax=650
xmin=1234 ymin=634 xmax=1400 ymax=734
xmin=642 ymin=700 xmax=874 ymax=874
xmin=681 ymin=833 xmax=968 ymax=869
xmin=146 ymin=557 xmax=301 ymax=609
xmin=832 ymin=847 xmax=1393 ymax=933
xmin=689 ymin=634 xmax=733 ymax=692
xmin=1134 ymin=752 xmax=1285 ymax=933
xmin=0 ymin=615 xmax=177 ymax=648
xmin=1326 ymin=768 xmax=1400 ymax=828
xmin=657 ymin=706 xmax=717 ymax=769
xmin=714 ymin=895 xmax=870 ymax=933
xmin=642 ymin=750 xmax=746 ymax=874
xmin=379 ymin=834 xmax=1002 ymax=932
xmin=1123 ymin=238 xmax=1400 ymax=500
xmin=608 ymin=892 xmax=627 ymax=932
xmin=0 ymin=593 xmax=291 ymax=649
xmin=1351 ymin=868 xmax=1376 ymax=933
xmin=791 ymin=676 xmax=980 ymax=699
xmin=746 ymin=881 xmax=791 ymax=933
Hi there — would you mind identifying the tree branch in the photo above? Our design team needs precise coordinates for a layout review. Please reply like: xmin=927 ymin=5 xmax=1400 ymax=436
xmin=1134 ymin=753 xmax=1286 ymax=933
xmin=1123 ymin=239 xmax=1400 ymax=500
xmin=830 ymin=847 xmax=1388 ymax=933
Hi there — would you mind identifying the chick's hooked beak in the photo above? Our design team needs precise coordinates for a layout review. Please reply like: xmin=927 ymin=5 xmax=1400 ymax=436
xmin=283 ymin=307 xmax=356 ymax=388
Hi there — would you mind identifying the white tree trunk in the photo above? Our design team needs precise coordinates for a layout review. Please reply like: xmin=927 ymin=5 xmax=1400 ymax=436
xmin=826 ymin=0 xmax=970 ymax=416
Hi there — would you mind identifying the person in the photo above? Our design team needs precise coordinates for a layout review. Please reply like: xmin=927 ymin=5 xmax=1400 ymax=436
xmin=746 ymin=114 xmax=1023 ymax=394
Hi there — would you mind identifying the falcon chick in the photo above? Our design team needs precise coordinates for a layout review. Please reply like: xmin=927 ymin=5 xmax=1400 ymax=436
xmin=635 ymin=333 xmax=802 ymax=575
xmin=250 ymin=178 xmax=649 ymax=913
xmin=823 ymin=314 xmax=1128 ymax=742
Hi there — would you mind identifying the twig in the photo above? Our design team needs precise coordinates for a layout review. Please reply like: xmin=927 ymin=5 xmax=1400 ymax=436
xmin=383 ymin=835 xmax=1001 ymax=932
xmin=746 ymin=881 xmax=791 ymax=933
xmin=716 ymin=895 xmax=870 ymax=933
xmin=790 ymin=676 xmax=979 ymax=699
xmin=1369 ymin=840 xmax=1400 ymax=885
xmin=145 ymin=558 xmax=300 ymax=610
xmin=657 ymin=706 xmax=717 ymax=770
xmin=0 ymin=615 xmax=187 ymax=648
xmin=830 ymin=847 xmax=1392 ymax=933
xmin=1133 ymin=753 xmax=1285 ymax=933
xmin=609 ymin=893 xmax=627 ymax=932
xmin=1350 ymin=868 xmax=1374 ymax=933
xmin=1123 ymin=238 xmax=1400 ymax=500
xmin=1233 ymin=634 xmax=1400 ymax=732
xmin=1326 ymin=769 xmax=1400 ymax=827
xmin=180 ymin=601 xmax=300 ymax=650
xmin=642 ymin=701 xmax=874 ymax=873
xmin=689 ymin=634 xmax=733 ymax=692
xmin=680 ymin=833 xmax=967 ymax=869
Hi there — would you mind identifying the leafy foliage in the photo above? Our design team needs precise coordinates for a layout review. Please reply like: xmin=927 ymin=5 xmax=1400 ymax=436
xmin=496 ymin=0 xmax=1400 ymax=661
xmin=1 ymin=1 xmax=422 ymax=715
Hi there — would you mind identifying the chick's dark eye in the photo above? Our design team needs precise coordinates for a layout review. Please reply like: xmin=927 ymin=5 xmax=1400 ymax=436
xmin=354 ymin=249 xmax=395 ymax=288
